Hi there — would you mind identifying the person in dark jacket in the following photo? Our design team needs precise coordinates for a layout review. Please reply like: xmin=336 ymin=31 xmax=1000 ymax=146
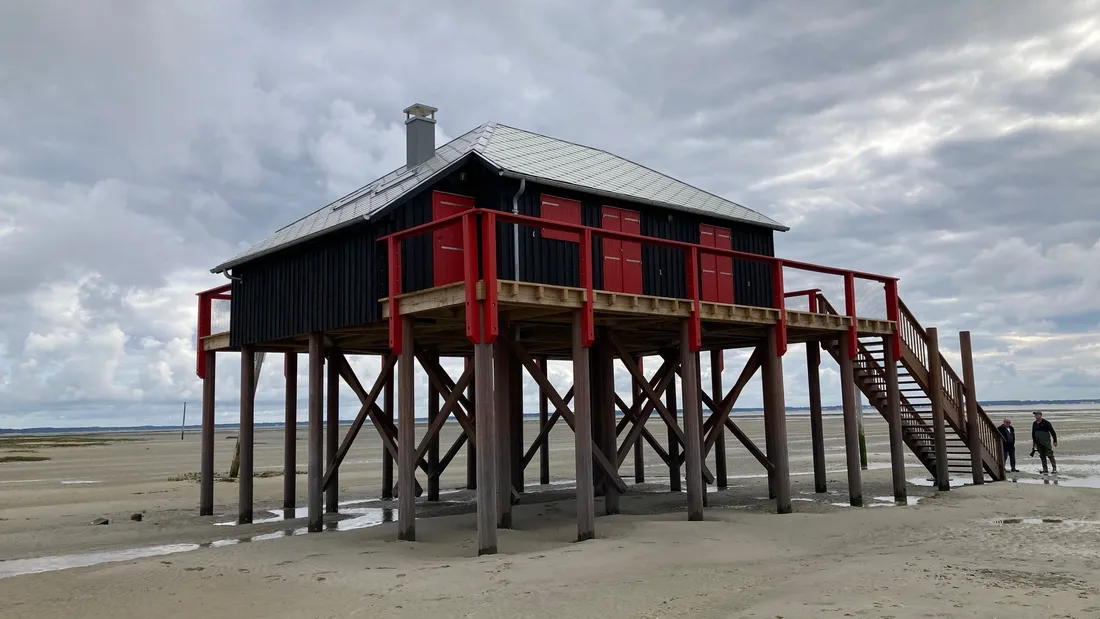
xmin=1031 ymin=411 xmax=1058 ymax=474
xmin=998 ymin=418 xmax=1018 ymax=472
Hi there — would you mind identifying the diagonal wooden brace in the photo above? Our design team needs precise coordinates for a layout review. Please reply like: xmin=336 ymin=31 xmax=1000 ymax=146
xmin=502 ymin=333 xmax=628 ymax=493
xmin=415 ymin=349 xmax=477 ymax=443
xmin=698 ymin=348 xmax=762 ymax=458
xmin=321 ymin=353 xmax=396 ymax=490
xmin=413 ymin=362 xmax=474 ymax=467
xmin=520 ymin=386 xmax=574 ymax=470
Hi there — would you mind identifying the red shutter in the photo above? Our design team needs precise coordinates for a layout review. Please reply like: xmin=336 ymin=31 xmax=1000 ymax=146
xmin=699 ymin=224 xmax=734 ymax=304
xmin=540 ymin=195 xmax=581 ymax=242
xmin=601 ymin=206 xmax=623 ymax=293
xmin=620 ymin=209 xmax=642 ymax=294
xmin=715 ymin=227 xmax=734 ymax=304
xmin=432 ymin=191 xmax=475 ymax=287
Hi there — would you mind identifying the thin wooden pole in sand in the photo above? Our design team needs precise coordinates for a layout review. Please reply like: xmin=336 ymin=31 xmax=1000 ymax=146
xmin=180 ymin=402 xmax=187 ymax=440
xmin=382 ymin=359 xmax=394 ymax=499
xmin=510 ymin=353 xmax=524 ymax=495
xmin=284 ymin=352 xmax=297 ymax=512
xmin=493 ymin=336 xmax=513 ymax=529
xmin=666 ymin=376 xmax=681 ymax=492
xmin=806 ymin=341 xmax=827 ymax=493
xmin=960 ymin=331 xmax=986 ymax=485
xmin=238 ymin=344 xmax=255 ymax=525
xmin=537 ymin=356 xmax=550 ymax=485
xmin=397 ymin=317 xmax=416 ymax=541
xmin=762 ymin=348 xmax=777 ymax=501
xmin=883 ymin=335 xmax=907 ymax=502
xmin=427 ymin=352 xmax=441 ymax=502
xmin=710 ymin=350 xmax=727 ymax=489
xmin=857 ymin=393 xmax=868 ymax=470
xmin=680 ymin=322 xmax=704 ymax=520
xmin=764 ymin=326 xmax=792 ymax=514
xmin=927 ymin=327 xmax=950 ymax=491
xmin=572 ymin=310 xmax=596 ymax=541
xmin=307 ymin=333 xmax=324 ymax=532
xmin=325 ymin=350 xmax=340 ymax=513
xmin=466 ymin=355 xmax=478 ymax=491
xmin=633 ymin=355 xmax=645 ymax=484
xmin=200 ymin=351 xmax=216 ymax=516
xmin=839 ymin=330 xmax=864 ymax=507
xmin=474 ymin=322 xmax=498 ymax=554
xmin=599 ymin=339 xmax=619 ymax=514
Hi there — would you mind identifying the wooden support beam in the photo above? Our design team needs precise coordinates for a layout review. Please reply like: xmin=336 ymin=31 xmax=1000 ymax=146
xmin=284 ymin=352 xmax=297 ymax=511
xmin=572 ymin=310 xmax=596 ymax=541
xmin=632 ymin=355 xmax=644 ymax=484
xmin=474 ymin=334 xmax=498 ymax=555
xmin=326 ymin=350 xmax=340 ymax=513
xmin=238 ymin=344 xmax=255 ymax=525
xmin=200 ymin=350 xmax=216 ymax=516
xmin=724 ymin=417 xmax=775 ymax=473
xmin=510 ymin=353 xmax=524 ymax=494
xmin=521 ymin=387 xmax=574 ymax=470
xmin=503 ymin=334 xmax=628 ymax=493
xmin=383 ymin=359 xmax=394 ymax=499
xmin=710 ymin=350 xmax=727 ymax=489
xmin=698 ymin=349 xmax=761 ymax=460
xmin=614 ymin=358 xmax=676 ymax=466
xmin=667 ymin=372 xmax=681 ymax=492
xmin=764 ymin=326 xmax=791 ymax=514
xmin=537 ymin=357 xmax=550 ymax=485
xmin=397 ymin=317 xmax=416 ymax=541
xmin=413 ymin=363 xmax=474 ymax=468
xmin=807 ymin=342 xmax=827 ymax=493
xmin=927 ymin=327 xmax=950 ymax=491
xmin=427 ymin=352 xmax=440 ymax=501
xmin=597 ymin=339 xmax=619 ymax=514
xmin=465 ymin=355 xmax=476 ymax=491
xmin=322 ymin=355 xmax=397 ymax=491
xmin=838 ymin=331 xmax=864 ymax=506
xmin=883 ymin=335 xmax=908 ymax=502
xmin=680 ymin=322 xmax=704 ymax=521
xmin=307 ymin=333 xmax=324 ymax=532
xmin=438 ymin=432 xmax=468 ymax=481
xmin=960 ymin=331 xmax=986 ymax=485
xmin=416 ymin=351 xmax=477 ymax=447
xmin=493 ymin=337 xmax=513 ymax=529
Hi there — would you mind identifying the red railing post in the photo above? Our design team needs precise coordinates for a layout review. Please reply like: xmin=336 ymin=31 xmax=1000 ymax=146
xmin=685 ymin=246 xmax=702 ymax=352
xmin=462 ymin=212 xmax=481 ymax=344
xmin=771 ymin=260 xmax=787 ymax=356
xmin=885 ymin=278 xmax=901 ymax=361
xmin=844 ymin=272 xmax=857 ymax=359
xmin=195 ymin=291 xmax=212 ymax=379
xmin=481 ymin=211 xmax=499 ymax=343
xmin=579 ymin=228 xmax=595 ymax=347
xmin=387 ymin=236 xmax=403 ymax=353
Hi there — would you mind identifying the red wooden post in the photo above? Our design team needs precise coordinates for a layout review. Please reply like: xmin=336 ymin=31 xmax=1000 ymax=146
xmin=579 ymin=228 xmax=595 ymax=347
xmin=387 ymin=237 xmax=403 ymax=353
xmin=462 ymin=212 xmax=481 ymax=344
xmin=196 ymin=292 xmax=211 ymax=379
xmin=885 ymin=279 xmax=901 ymax=361
xmin=685 ymin=247 xmax=702 ymax=352
xmin=771 ymin=261 xmax=787 ymax=356
xmin=844 ymin=272 xmax=857 ymax=359
xmin=481 ymin=211 xmax=499 ymax=343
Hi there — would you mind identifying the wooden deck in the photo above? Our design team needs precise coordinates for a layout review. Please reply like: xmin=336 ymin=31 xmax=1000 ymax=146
xmin=203 ymin=279 xmax=896 ymax=357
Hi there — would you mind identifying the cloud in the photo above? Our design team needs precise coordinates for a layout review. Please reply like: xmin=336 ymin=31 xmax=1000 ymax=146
xmin=1 ymin=1 xmax=1097 ymax=428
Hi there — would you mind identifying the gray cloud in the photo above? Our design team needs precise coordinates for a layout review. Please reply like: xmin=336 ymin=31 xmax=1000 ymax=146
xmin=1 ymin=0 xmax=1097 ymax=428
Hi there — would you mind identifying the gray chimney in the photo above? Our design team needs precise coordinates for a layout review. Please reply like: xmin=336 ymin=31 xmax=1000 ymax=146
xmin=403 ymin=103 xmax=438 ymax=169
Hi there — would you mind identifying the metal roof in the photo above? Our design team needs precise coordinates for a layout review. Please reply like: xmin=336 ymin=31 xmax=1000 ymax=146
xmin=212 ymin=122 xmax=787 ymax=273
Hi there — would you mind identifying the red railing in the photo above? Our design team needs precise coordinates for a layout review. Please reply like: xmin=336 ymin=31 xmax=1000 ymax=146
xmin=196 ymin=283 xmax=231 ymax=379
xmin=379 ymin=208 xmax=900 ymax=358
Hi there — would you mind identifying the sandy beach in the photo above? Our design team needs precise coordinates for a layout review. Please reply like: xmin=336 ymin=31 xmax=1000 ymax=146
xmin=2 ymin=407 xmax=1100 ymax=618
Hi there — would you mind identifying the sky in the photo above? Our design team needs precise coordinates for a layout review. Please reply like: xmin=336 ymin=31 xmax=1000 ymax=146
xmin=0 ymin=1 xmax=1097 ymax=429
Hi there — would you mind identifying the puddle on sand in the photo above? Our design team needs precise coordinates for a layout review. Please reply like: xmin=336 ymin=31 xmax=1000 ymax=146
xmin=991 ymin=517 xmax=1100 ymax=526
xmin=0 ymin=508 xmax=397 ymax=581
xmin=60 ymin=480 xmax=100 ymax=485
xmin=907 ymin=476 xmax=976 ymax=489
xmin=871 ymin=495 xmax=922 ymax=506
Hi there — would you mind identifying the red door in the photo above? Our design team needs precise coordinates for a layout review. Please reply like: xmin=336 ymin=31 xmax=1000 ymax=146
xmin=601 ymin=206 xmax=642 ymax=294
xmin=432 ymin=191 xmax=475 ymax=287
xmin=699 ymin=224 xmax=734 ymax=304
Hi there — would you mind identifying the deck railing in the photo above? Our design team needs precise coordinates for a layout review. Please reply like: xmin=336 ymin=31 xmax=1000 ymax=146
xmin=378 ymin=208 xmax=900 ymax=358
xmin=196 ymin=283 xmax=231 ymax=379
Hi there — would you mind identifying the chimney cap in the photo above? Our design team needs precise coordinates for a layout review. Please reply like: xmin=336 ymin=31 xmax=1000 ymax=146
xmin=403 ymin=103 xmax=438 ymax=123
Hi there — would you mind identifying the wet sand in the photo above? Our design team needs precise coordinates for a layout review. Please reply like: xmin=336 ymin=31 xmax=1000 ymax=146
xmin=2 ymin=408 xmax=1100 ymax=618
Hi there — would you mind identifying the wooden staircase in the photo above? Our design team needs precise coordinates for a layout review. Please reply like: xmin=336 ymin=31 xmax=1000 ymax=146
xmin=817 ymin=295 xmax=1005 ymax=482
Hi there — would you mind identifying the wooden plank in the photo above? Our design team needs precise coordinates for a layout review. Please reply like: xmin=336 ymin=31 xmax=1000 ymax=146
xmin=238 ymin=344 xmax=255 ymax=525
xmin=397 ymin=317 xmax=416 ymax=541
xmin=202 ymin=332 xmax=231 ymax=351
xmin=200 ymin=350 xmax=216 ymax=516
xmin=807 ymin=342 xmax=827 ymax=493
xmin=474 ymin=336 xmax=498 ymax=555
xmin=322 ymin=354 xmax=397 ymax=491
xmin=680 ymin=323 xmax=704 ymax=521
xmin=928 ymin=327 xmax=950 ymax=491
xmin=764 ymin=326 xmax=791 ymax=514
xmin=883 ymin=335 xmax=908 ymax=502
xmin=838 ymin=330 xmax=864 ymax=507
xmin=325 ymin=350 xmax=340 ymax=513
xmin=284 ymin=352 xmax=297 ymax=511
xmin=572 ymin=310 xmax=596 ymax=541
xmin=307 ymin=333 xmax=324 ymax=532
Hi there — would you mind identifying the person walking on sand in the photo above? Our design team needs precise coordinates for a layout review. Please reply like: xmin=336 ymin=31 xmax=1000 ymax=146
xmin=1031 ymin=411 xmax=1058 ymax=475
xmin=998 ymin=418 xmax=1018 ymax=472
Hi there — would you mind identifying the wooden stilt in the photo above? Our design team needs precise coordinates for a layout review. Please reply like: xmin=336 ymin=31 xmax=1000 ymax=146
xmin=284 ymin=353 xmax=297 ymax=511
xmin=397 ymin=317 xmax=416 ymax=541
xmin=599 ymin=340 xmax=619 ymax=514
xmin=806 ymin=342 xmax=827 ymax=493
xmin=695 ymin=352 xmax=709 ymax=508
xmin=307 ymin=333 xmax=324 ymax=532
xmin=927 ymin=327 xmax=950 ymax=491
xmin=466 ymin=355 xmax=477 ymax=491
xmin=510 ymin=355 xmax=524 ymax=494
xmin=960 ymin=331 xmax=986 ymax=484
xmin=633 ymin=355 xmax=645 ymax=484
xmin=474 ymin=335 xmax=498 ymax=554
xmin=680 ymin=323 xmax=704 ymax=521
xmin=427 ymin=352 xmax=440 ymax=502
xmin=762 ymin=351 xmax=777 ymax=500
xmin=883 ymin=335 xmax=908 ymax=502
xmin=493 ymin=336 xmax=512 ymax=529
xmin=572 ymin=310 xmax=596 ymax=541
xmin=325 ymin=350 xmax=339 ymax=513
xmin=666 ymin=376 xmax=681 ymax=492
xmin=537 ymin=357 xmax=550 ymax=486
xmin=200 ymin=350 xmax=216 ymax=516
xmin=238 ymin=345 xmax=255 ymax=525
xmin=382 ymin=359 xmax=394 ymax=499
xmin=764 ymin=327 xmax=791 ymax=514
xmin=838 ymin=331 xmax=864 ymax=506
xmin=710 ymin=350 xmax=727 ymax=489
